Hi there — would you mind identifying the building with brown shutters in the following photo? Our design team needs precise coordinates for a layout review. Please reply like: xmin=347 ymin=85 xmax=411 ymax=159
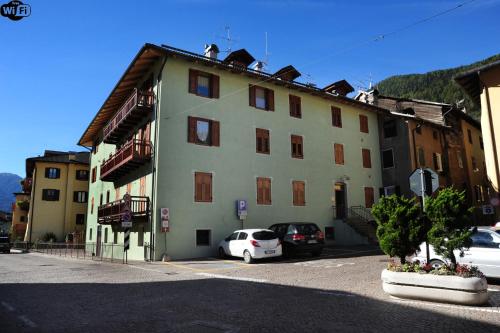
xmin=356 ymin=90 xmax=490 ymax=223
xmin=455 ymin=60 xmax=500 ymax=220
xmin=79 ymin=43 xmax=388 ymax=261
xmin=20 ymin=151 xmax=90 ymax=243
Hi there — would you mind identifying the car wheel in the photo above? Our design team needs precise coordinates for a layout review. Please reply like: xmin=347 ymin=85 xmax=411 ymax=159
xmin=243 ymin=250 xmax=253 ymax=264
xmin=429 ymin=259 xmax=444 ymax=269
xmin=311 ymin=250 xmax=322 ymax=257
xmin=218 ymin=247 xmax=226 ymax=259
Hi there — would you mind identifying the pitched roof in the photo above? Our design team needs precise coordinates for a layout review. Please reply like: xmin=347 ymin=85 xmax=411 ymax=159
xmin=26 ymin=151 xmax=90 ymax=177
xmin=454 ymin=59 xmax=500 ymax=106
xmin=78 ymin=43 xmax=390 ymax=146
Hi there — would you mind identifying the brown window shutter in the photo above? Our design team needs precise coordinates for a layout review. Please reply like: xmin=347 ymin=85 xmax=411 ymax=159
xmin=206 ymin=173 xmax=212 ymax=202
xmin=332 ymin=106 xmax=342 ymax=127
xmin=334 ymin=143 xmax=344 ymax=165
xmin=73 ymin=191 xmax=78 ymax=202
xmin=365 ymin=187 xmax=374 ymax=208
xmin=360 ymin=115 xmax=369 ymax=133
xmin=267 ymin=89 xmax=275 ymax=111
xmin=195 ymin=173 xmax=202 ymax=202
xmin=266 ymin=178 xmax=272 ymax=204
xmin=289 ymin=95 xmax=294 ymax=116
xmin=211 ymin=120 xmax=220 ymax=146
xmin=256 ymin=178 xmax=262 ymax=204
xmin=189 ymin=69 xmax=198 ymax=94
xmin=188 ymin=116 xmax=197 ymax=143
xmin=362 ymin=149 xmax=372 ymax=168
xmin=296 ymin=96 xmax=301 ymax=117
xmin=210 ymin=74 xmax=220 ymax=98
xmin=249 ymin=85 xmax=256 ymax=107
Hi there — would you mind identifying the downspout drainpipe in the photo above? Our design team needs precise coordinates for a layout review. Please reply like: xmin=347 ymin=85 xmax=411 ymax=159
xmin=28 ymin=168 xmax=37 ymax=244
xmin=149 ymin=55 xmax=168 ymax=261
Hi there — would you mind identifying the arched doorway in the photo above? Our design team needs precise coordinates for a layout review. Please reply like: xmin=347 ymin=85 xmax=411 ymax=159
xmin=334 ymin=182 xmax=347 ymax=219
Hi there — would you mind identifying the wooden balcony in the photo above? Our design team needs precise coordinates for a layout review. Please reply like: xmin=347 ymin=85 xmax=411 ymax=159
xmin=100 ymin=139 xmax=152 ymax=182
xmin=103 ymin=89 xmax=154 ymax=144
xmin=98 ymin=196 xmax=149 ymax=225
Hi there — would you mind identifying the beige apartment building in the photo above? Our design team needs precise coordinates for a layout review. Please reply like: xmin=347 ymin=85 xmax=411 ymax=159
xmin=23 ymin=151 xmax=90 ymax=243
xmin=456 ymin=60 xmax=500 ymax=219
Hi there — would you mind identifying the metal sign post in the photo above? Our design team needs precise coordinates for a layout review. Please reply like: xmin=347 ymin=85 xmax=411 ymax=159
xmin=124 ymin=228 xmax=130 ymax=264
xmin=409 ymin=168 xmax=439 ymax=264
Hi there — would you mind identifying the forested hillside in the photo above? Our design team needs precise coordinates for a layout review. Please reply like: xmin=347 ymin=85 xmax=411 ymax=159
xmin=376 ymin=54 xmax=500 ymax=120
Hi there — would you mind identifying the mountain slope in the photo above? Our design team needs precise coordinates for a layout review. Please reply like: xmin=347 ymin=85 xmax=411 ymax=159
xmin=0 ymin=173 xmax=22 ymax=212
xmin=376 ymin=54 xmax=500 ymax=120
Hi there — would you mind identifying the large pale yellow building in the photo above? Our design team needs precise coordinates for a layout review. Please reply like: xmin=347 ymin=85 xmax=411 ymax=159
xmin=456 ymin=60 xmax=500 ymax=219
xmin=23 ymin=151 xmax=90 ymax=243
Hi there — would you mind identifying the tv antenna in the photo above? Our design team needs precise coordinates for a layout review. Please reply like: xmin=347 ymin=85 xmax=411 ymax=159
xmin=218 ymin=26 xmax=239 ymax=54
xmin=303 ymin=73 xmax=316 ymax=87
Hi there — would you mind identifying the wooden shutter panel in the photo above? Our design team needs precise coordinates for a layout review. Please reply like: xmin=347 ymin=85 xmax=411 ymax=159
xmin=266 ymin=178 xmax=271 ymax=204
xmin=334 ymin=143 xmax=344 ymax=165
xmin=73 ymin=191 xmax=78 ymax=202
xmin=188 ymin=116 xmax=197 ymax=143
xmin=249 ymin=85 xmax=256 ymax=107
xmin=257 ymin=178 xmax=262 ymax=204
xmin=189 ymin=69 xmax=198 ymax=94
xmin=195 ymin=173 xmax=202 ymax=201
xmin=45 ymin=168 xmax=49 ymax=178
xmin=211 ymin=120 xmax=220 ymax=147
xmin=210 ymin=74 xmax=220 ymax=98
xmin=205 ymin=173 xmax=212 ymax=202
xmin=54 ymin=190 xmax=60 ymax=201
xmin=267 ymin=89 xmax=275 ymax=111
xmin=360 ymin=115 xmax=369 ymax=133
xmin=365 ymin=187 xmax=374 ymax=208
xmin=362 ymin=149 xmax=371 ymax=168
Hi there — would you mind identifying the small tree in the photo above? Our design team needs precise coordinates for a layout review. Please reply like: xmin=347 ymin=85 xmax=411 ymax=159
xmin=372 ymin=195 xmax=426 ymax=264
xmin=425 ymin=187 xmax=472 ymax=268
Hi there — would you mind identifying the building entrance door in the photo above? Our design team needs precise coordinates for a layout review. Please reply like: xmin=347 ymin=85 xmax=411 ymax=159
xmin=335 ymin=183 xmax=347 ymax=219
xmin=96 ymin=225 xmax=102 ymax=256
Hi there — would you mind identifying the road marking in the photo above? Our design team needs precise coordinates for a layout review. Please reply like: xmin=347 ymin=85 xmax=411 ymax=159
xmin=391 ymin=298 xmax=500 ymax=314
xmin=128 ymin=265 xmax=172 ymax=274
xmin=18 ymin=315 xmax=37 ymax=328
xmin=196 ymin=272 xmax=268 ymax=283
xmin=294 ymin=261 xmax=355 ymax=268
xmin=316 ymin=291 xmax=356 ymax=297
xmin=1 ymin=301 xmax=14 ymax=311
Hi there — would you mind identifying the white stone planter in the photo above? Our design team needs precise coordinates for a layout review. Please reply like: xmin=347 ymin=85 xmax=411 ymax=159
xmin=381 ymin=269 xmax=489 ymax=305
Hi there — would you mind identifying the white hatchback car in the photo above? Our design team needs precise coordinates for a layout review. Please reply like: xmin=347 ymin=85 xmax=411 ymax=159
xmin=218 ymin=229 xmax=282 ymax=263
xmin=414 ymin=227 xmax=500 ymax=278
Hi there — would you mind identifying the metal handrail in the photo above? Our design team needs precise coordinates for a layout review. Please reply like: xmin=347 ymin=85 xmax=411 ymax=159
xmin=103 ymin=88 xmax=154 ymax=139
xmin=98 ymin=196 xmax=149 ymax=224
xmin=349 ymin=205 xmax=374 ymax=222
xmin=100 ymin=139 xmax=152 ymax=178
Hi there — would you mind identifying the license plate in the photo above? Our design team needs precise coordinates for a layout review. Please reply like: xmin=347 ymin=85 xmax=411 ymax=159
xmin=265 ymin=250 xmax=275 ymax=254
xmin=308 ymin=240 xmax=318 ymax=244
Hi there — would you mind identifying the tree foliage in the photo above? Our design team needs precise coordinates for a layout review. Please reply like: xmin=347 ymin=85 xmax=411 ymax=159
xmin=425 ymin=188 xmax=473 ymax=267
xmin=376 ymin=53 xmax=500 ymax=121
xmin=372 ymin=195 xmax=426 ymax=264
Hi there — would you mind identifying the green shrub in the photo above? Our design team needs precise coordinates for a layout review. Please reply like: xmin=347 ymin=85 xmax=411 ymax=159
xmin=372 ymin=195 xmax=427 ymax=264
xmin=42 ymin=232 xmax=57 ymax=242
xmin=425 ymin=188 xmax=473 ymax=268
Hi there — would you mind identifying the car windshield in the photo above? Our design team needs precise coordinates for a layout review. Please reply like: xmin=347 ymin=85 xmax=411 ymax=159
xmin=294 ymin=224 xmax=319 ymax=235
xmin=253 ymin=231 xmax=276 ymax=240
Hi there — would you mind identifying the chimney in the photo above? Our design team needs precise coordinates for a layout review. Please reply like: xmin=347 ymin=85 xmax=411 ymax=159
xmin=204 ymin=44 xmax=219 ymax=59
xmin=253 ymin=61 xmax=264 ymax=72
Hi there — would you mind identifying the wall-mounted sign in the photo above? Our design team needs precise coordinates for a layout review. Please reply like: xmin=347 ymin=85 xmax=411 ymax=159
xmin=161 ymin=208 xmax=170 ymax=232
xmin=236 ymin=200 xmax=247 ymax=220
xmin=482 ymin=205 xmax=495 ymax=215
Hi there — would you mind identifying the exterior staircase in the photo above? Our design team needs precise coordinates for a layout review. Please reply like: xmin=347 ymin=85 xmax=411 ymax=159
xmin=338 ymin=206 xmax=378 ymax=244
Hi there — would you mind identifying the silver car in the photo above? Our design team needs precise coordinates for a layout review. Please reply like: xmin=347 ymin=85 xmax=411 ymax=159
xmin=414 ymin=227 xmax=500 ymax=278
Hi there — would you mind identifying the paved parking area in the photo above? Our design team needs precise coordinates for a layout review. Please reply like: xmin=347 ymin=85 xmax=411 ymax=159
xmin=0 ymin=248 xmax=499 ymax=332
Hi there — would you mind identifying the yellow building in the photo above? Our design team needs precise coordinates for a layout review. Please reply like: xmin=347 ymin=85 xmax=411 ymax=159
xmin=23 ymin=151 xmax=90 ymax=243
xmin=456 ymin=60 xmax=500 ymax=219
xmin=10 ymin=192 xmax=30 ymax=240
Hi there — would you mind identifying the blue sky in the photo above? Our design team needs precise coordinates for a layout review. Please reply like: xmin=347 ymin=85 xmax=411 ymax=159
xmin=1 ymin=0 xmax=499 ymax=176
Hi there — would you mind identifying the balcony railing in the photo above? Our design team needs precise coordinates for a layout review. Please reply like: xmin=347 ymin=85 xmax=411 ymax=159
xmin=100 ymin=139 xmax=152 ymax=182
xmin=103 ymin=89 xmax=154 ymax=144
xmin=98 ymin=196 xmax=149 ymax=225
